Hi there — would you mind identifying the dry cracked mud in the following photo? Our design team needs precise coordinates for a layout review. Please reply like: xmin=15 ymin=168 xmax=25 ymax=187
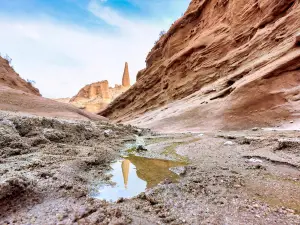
xmin=1 ymin=111 xmax=300 ymax=224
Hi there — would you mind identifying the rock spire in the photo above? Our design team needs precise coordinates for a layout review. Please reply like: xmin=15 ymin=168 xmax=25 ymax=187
xmin=122 ymin=62 xmax=130 ymax=87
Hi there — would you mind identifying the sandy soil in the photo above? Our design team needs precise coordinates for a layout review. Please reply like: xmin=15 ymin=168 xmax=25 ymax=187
xmin=0 ymin=111 xmax=141 ymax=224
xmin=1 ymin=110 xmax=300 ymax=224
xmin=0 ymin=86 xmax=106 ymax=121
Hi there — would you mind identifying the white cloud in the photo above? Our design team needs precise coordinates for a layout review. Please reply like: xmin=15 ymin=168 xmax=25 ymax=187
xmin=0 ymin=1 xmax=177 ymax=98
xmin=88 ymin=0 xmax=132 ymax=28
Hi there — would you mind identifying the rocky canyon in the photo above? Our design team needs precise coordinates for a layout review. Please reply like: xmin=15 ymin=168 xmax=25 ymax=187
xmin=2 ymin=1 xmax=300 ymax=224
xmin=0 ymin=56 xmax=103 ymax=120
xmin=56 ymin=62 xmax=131 ymax=113
xmin=100 ymin=0 xmax=300 ymax=132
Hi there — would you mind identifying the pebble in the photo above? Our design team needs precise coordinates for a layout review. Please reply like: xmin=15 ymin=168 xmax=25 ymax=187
xmin=169 ymin=166 xmax=187 ymax=176
xmin=224 ymin=141 xmax=234 ymax=145
xmin=246 ymin=158 xmax=263 ymax=163
xmin=104 ymin=129 xmax=112 ymax=137
xmin=253 ymin=204 xmax=259 ymax=208
xmin=136 ymin=145 xmax=147 ymax=151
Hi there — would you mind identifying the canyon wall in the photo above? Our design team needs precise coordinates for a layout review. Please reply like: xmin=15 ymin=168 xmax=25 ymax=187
xmin=100 ymin=0 xmax=300 ymax=131
xmin=0 ymin=57 xmax=40 ymax=96
xmin=71 ymin=80 xmax=110 ymax=102
xmin=0 ymin=56 xmax=104 ymax=121
xmin=69 ymin=62 xmax=131 ymax=113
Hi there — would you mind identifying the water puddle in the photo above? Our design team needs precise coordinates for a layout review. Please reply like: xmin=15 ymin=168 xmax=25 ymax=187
xmin=91 ymin=154 xmax=186 ymax=202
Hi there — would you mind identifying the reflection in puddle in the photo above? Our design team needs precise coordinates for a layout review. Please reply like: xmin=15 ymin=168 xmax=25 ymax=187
xmin=92 ymin=155 xmax=186 ymax=202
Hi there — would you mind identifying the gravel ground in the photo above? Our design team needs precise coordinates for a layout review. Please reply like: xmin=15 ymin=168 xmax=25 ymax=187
xmin=1 ymin=111 xmax=300 ymax=224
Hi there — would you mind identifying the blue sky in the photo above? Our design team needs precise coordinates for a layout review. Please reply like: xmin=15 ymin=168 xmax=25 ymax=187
xmin=0 ymin=0 xmax=190 ymax=98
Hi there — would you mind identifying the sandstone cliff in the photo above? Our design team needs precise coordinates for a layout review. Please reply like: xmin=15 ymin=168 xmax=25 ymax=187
xmin=122 ymin=62 xmax=130 ymax=87
xmin=100 ymin=0 xmax=300 ymax=131
xmin=69 ymin=62 xmax=131 ymax=113
xmin=71 ymin=80 xmax=110 ymax=102
xmin=0 ymin=56 xmax=40 ymax=96
xmin=0 ymin=56 xmax=104 ymax=121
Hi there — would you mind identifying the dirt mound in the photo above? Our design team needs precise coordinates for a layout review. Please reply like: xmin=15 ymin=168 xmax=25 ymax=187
xmin=0 ymin=111 xmax=142 ymax=224
xmin=0 ymin=86 xmax=106 ymax=120
xmin=100 ymin=0 xmax=300 ymax=131
xmin=0 ymin=56 xmax=106 ymax=120
xmin=0 ymin=56 xmax=40 ymax=96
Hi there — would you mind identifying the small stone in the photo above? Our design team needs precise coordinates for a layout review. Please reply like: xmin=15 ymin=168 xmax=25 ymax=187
xmin=290 ymin=120 xmax=294 ymax=124
xmin=246 ymin=158 xmax=263 ymax=163
xmin=252 ymin=127 xmax=259 ymax=131
xmin=135 ymin=129 xmax=143 ymax=136
xmin=136 ymin=145 xmax=147 ymax=151
xmin=224 ymin=141 xmax=234 ymax=145
xmin=104 ymin=129 xmax=112 ymax=137
xmin=169 ymin=166 xmax=187 ymax=176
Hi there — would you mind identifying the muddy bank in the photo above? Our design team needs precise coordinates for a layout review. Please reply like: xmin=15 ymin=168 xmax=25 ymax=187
xmin=1 ymin=112 xmax=300 ymax=224
xmin=0 ymin=111 xmax=143 ymax=224
xmin=109 ymin=131 xmax=300 ymax=224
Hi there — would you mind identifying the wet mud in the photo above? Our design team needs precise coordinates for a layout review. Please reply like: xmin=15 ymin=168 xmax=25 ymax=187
xmin=1 ymin=111 xmax=300 ymax=224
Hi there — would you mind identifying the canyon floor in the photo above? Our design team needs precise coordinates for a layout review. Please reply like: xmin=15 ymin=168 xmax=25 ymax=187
xmin=1 ymin=111 xmax=300 ymax=224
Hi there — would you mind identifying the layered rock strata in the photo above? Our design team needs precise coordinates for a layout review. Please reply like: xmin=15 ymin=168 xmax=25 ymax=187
xmin=100 ymin=0 xmax=300 ymax=131
xmin=68 ymin=62 xmax=131 ymax=113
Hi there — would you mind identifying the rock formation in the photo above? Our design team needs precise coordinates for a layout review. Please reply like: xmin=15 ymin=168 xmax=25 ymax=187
xmin=0 ymin=56 xmax=104 ymax=121
xmin=122 ymin=62 xmax=130 ymax=87
xmin=0 ymin=56 xmax=41 ymax=96
xmin=71 ymin=80 xmax=110 ymax=102
xmin=68 ymin=63 xmax=131 ymax=113
xmin=100 ymin=0 xmax=300 ymax=131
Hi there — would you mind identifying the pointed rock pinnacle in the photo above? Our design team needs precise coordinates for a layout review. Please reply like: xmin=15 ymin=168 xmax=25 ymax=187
xmin=122 ymin=62 xmax=130 ymax=87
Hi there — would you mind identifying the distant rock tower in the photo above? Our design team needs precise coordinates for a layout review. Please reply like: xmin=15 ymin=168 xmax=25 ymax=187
xmin=122 ymin=62 xmax=130 ymax=87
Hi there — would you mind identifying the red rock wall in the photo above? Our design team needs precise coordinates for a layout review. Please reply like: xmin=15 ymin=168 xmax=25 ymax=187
xmin=100 ymin=0 xmax=300 ymax=129
xmin=71 ymin=80 xmax=110 ymax=102
xmin=122 ymin=62 xmax=130 ymax=87
xmin=0 ymin=57 xmax=41 ymax=96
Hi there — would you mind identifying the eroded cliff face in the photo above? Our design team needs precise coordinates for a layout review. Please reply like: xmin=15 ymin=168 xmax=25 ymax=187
xmin=69 ymin=63 xmax=131 ymax=113
xmin=122 ymin=62 xmax=130 ymax=87
xmin=100 ymin=0 xmax=300 ymax=131
xmin=0 ymin=56 xmax=104 ymax=121
xmin=0 ymin=57 xmax=40 ymax=96
xmin=71 ymin=80 xmax=111 ymax=102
